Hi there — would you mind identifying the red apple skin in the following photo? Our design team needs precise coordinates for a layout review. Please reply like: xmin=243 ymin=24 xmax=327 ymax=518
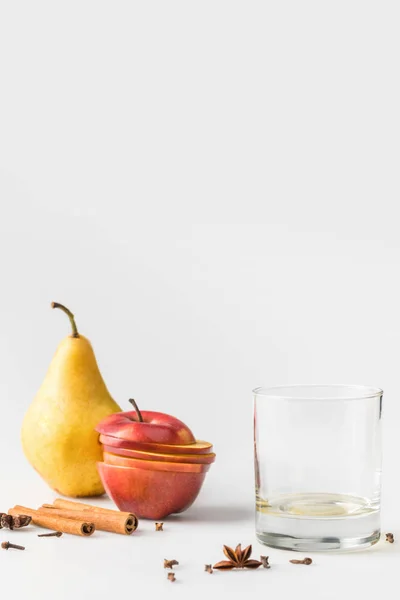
xmin=99 ymin=434 xmax=213 ymax=455
xmin=96 ymin=410 xmax=195 ymax=445
xmin=103 ymin=451 xmax=211 ymax=473
xmin=97 ymin=461 xmax=207 ymax=519
xmin=102 ymin=444 xmax=216 ymax=465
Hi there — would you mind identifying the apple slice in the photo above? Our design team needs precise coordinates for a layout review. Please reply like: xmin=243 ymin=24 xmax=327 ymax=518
xmin=97 ymin=462 xmax=207 ymax=519
xmin=96 ymin=409 xmax=196 ymax=445
xmin=102 ymin=444 xmax=216 ymax=464
xmin=99 ymin=434 xmax=213 ymax=455
xmin=103 ymin=451 xmax=211 ymax=473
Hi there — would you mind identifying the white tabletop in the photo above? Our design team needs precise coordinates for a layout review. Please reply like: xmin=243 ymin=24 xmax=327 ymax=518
xmin=1 ymin=465 xmax=398 ymax=600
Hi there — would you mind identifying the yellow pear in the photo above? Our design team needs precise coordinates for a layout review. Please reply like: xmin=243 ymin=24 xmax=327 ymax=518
xmin=21 ymin=302 xmax=121 ymax=497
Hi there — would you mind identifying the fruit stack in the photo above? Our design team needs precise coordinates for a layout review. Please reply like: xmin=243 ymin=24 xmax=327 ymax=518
xmin=95 ymin=402 xmax=215 ymax=520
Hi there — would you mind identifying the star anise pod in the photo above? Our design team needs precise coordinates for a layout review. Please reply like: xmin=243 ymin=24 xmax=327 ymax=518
xmin=213 ymin=544 xmax=263 ymax=570
xmin=0 ymin=513 xmax=31 ymax=530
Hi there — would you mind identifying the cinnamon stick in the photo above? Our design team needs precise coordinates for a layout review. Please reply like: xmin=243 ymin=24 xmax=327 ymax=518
xmin=9 ymin=506 xmax=95 ymax=537
xmin=51 ymin=498 xmax=136 ymax=520
xmin=40 ymin=504 xmax=137 ymax=535
xmin=48 ymin=498 xmax=138 ymax=532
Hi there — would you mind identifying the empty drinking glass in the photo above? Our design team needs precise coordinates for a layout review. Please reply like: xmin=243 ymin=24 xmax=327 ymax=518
xmin=254 ymin=385 xmax=383 ymax=552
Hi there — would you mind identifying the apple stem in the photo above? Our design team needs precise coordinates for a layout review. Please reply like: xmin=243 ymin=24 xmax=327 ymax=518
xmin=129 ymin=398 xmax=144 ymax=422
xmin=51 ymin=302 xmax=79 ymax=338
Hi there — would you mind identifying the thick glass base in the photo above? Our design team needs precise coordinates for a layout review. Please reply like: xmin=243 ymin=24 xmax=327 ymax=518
xmin=256 ymin=492 xmax=380 ymax=552
xmin=256 ymin=530 xmax=380 ymax=552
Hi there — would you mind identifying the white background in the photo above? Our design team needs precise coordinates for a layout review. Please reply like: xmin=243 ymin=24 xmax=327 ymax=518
xmin=1 ymin=1 xmax=400 ymax=598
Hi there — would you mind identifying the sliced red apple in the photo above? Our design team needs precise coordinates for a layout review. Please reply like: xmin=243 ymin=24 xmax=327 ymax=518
xmin=103 ymin=451 xmax=211 ymax=473
xmin=97 ymin=461 xmax=207 ymax=519
xmin=99 ymin=433 xmax=213 ymax=455
xmin=96 ymin=410 xmax=195 ymax=445
xmin=102 ymin=444 xmax=216 ymax=464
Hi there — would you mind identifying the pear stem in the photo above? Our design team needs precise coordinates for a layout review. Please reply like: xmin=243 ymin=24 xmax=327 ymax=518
xmin=129 ymin=399 xmax=144 ymax=422
xmin=51 ymin=302 xmax=79 ymax=338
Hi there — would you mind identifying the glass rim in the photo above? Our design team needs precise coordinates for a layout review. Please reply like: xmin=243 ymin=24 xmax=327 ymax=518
xmin=252 ymin=384 xmax=383 ymax=401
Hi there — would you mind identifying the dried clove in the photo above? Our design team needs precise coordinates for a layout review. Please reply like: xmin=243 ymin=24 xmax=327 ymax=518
xmin=386 ymin=533 xmax=394 ymax=543
xmin=0 ymin=513 xmax=31 ymax=530
xmin=1 ymin=541 xmax=25 ymax=551
xmin=164 ymin=559 xmax=179 ymax=569
xmin=167 ymin=572 xmax=176 ymax=582
xmin=38 ymin=531 xmax=63 ymax=537
xmin=260 ymin=555 xmax=270 ymax=569
xmin=290 ymin=557 xmax=312 ymax=565
xmin=205 ymin=564 xmax=213 ymax=574
xmin=155 ymin=522 xmax=164 ymax=531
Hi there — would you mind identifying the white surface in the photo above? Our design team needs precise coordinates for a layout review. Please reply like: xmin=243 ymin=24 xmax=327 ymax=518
xmin=1 ymin=1 xmax=400 ymax=598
